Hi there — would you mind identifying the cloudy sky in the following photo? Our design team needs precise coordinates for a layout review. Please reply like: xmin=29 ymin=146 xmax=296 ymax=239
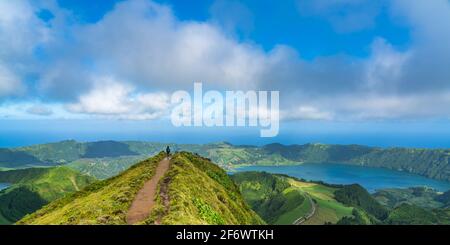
xmin=1 ymin=0 xmax=450 ymax=147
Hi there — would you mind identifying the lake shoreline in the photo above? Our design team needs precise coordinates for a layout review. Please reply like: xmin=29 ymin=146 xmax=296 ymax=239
xmin=234 ymin=163 xmax=450 ymax=193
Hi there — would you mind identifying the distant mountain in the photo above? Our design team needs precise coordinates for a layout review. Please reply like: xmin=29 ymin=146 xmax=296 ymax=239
xmin=2 ymin=140 xmax=450 ymax=181
xmin=18 ymin=152 xmax=263 ymax=225
xmin=82 ymin=141 xmax=138 ymax=158
xmin=0 ymin=167 xmax=96 ymax=224
xmin=260 ymin=143 xmax=450 ymax=182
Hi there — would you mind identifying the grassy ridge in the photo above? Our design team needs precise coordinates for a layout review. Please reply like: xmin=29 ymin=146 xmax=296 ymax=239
xmin=289 ymin=180 xmax=354 ymax=225
xmin=144 ymin=152 xmax=264 ymax=225
xmin=18 ymin=153 xmax=165 ymax=224
xmin=19 ymin=152 xmax=263 ymax=225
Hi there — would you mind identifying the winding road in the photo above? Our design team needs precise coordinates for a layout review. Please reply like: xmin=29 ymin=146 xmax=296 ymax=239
xmin=293 ymin=193 xmax=316 ymax=225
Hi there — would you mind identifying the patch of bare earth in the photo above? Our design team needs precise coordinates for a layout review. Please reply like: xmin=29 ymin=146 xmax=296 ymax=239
xmin=155 ymin=175 xmax=171 ymax=225
xmin=126 ymin=157 xmax=170 ymax=224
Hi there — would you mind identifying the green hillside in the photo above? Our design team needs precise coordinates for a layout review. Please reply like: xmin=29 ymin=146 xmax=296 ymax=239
xmin=373 ymin=187 xmax=444 ymax=209
xmin=3 ymin=140 xmax=450 ymax=182
xmin=3 ymin=140 xmax=450 ymax=181
xmin=0 ymin=167 xmax=96 ymax=224
xmin=18 ymin=152 xmax=263 ymax=225
xmin=232 ymin=172 xmax=308 ymax=224
xmin=68 ymin=156 xmax=148 ymax=179
xmin=233 ymin=172 xmax=354 ymax=224
xmin=386 ymin=203 xmax=440 ymax=225
xmin=233 ymin=172 xmax=450 ymax=225
xmin=334 ymin=184 xmax=389 ymax=220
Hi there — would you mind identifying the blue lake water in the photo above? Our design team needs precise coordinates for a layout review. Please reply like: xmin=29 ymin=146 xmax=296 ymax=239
xmin=234 ymin=163 xmax=450 ymax=193
xmin=0 ymin=183 xmax=10 ymax=191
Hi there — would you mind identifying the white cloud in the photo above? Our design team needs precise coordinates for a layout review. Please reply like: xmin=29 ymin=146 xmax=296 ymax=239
xmin=364 ymin=38 xmax=411 ymax=92
xmin=0 ymin=63 xmax=24 ymax=96
xmin=1 ymin=0 xmax=450 ymax=123
xmin=0 ymin=0 xmax=50 ymax=59
xmin=67 ymin=76 xmax=170 ymax=120
xmin=0 ymin=0 xmax=53 ymax=99
xmin=282 ymin=106 xmax=333 ymax=121
xmin=0 ymin=101 xmax=74 ymax=119
xmin=44 ymin=0 xmax=270 ymax=94
xmin=333 ymin=92 xmax=450 ymax=120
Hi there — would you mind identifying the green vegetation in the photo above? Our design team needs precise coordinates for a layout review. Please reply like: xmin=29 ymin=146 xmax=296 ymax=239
xmin=0 ymin=167 xmax=95 ymax=224
xmin=144 ymin=152 xmax=264 ymax=225
xmin=82 ymin=141 xmax=138 ymax=158
xmin=3 ymin=140 xmax=450 ymax=225
xmin=336 ymin=208 xmax=378 ymax=225
xmin=19 ymin=152 xmax=263 ymax=225
xmin=68 ymin=156 xmax=148 ymax=179
xmin=334 ymin=184 xmax=389 ymax=220
xmin=233 ymin=172 xmax=354 ymax=224
xmin=0 ymin=149 xmax=45 ymax=168
xmin=17 ymin=140 xmax=85 ymax=164
xmin=232 ymin=172 xmax=305 ymax=224
xmin=4 ymin=140 xmax=450 ymax=181
xmin=373 ymin=187 xmax=444 ymax=209
xmin=385 ymin=203 xmax=440 ymax=225
xmin=289 ymin=180 xmax=354 ymax=225
xmin=435 ymin=189 xmax=450 ymax=205
xmin=18 ymin=153 xmax=165 ymax=224
xmin=261 ymin=143 xmax=450 ymax=182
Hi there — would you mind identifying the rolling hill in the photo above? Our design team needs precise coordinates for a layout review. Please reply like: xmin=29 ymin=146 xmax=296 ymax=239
xmin=232 ymin=172 xmax=450 ymax=225
xmin=18 ymin=152 xmax=263 ymax=225
xmin=0 ymin=167 xmax=96 ymax=224
xmin=232 ymin=172 xmax=356 ymax=225
xmin=2 ymin=140 xmax=450 ymax=182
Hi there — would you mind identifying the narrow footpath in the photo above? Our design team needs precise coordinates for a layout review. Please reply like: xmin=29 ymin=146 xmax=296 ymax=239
xmin=126 ymin=157 xmax=170 ymax=224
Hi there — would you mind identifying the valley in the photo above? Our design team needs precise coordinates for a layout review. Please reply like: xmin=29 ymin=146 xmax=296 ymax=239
xmin=18 ymin=152 xmax=263 ymax=225
xmin=1 ymin=140 xmax=450 ymax=225
xmin=2 ymin=140 xmax=450 ymax=183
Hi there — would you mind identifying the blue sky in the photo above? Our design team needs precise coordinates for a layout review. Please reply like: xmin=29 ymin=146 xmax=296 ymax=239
xmin=1 ymin=0 xmax=450 ymax=147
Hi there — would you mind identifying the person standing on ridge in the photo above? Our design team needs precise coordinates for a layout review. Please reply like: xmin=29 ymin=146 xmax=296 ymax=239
xmin=165 ymin=146 xmax=171 ymax=157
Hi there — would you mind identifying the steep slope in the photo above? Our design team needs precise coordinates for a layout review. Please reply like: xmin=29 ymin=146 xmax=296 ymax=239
xmin=232 ymin=172 xmax=306 ymax=224
xmin=19 ymin=152 xmax=263 ymax=225
xmin=0 ymin=167 xmax=96 ymax=224
xmin=334 ymin=184 xmax=389 ymax=220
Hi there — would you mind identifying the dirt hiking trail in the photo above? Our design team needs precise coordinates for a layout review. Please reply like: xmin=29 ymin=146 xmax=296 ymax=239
xmin=126 ymin=157 xmax=170 ymax=224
